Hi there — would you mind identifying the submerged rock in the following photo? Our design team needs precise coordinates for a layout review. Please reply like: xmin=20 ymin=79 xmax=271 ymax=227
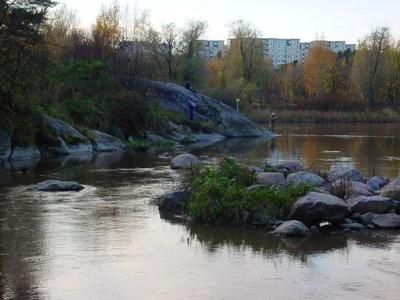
xmin=256 ymin=172 xmax=286 ymax=187
xmin=274 ymin=220 xmax=311 ymax=237
xmin=328 ymin=164 xmax=364 ymax=182
xmin=286 ymin=171 xmax=326 ymax=187
xmin=36 ymin=180 xmax=84 ymax=192
xmin=289 ymin=192 xmax=350 ymax=225
xmin=91 ymin=130 xmax=126 ymax=152
xmin=171 ymin=153 xmax=200 ymax=169
xmin=9 ymin=147 xmax=41 ymax=161
xmin=379 ymin=179 xmax=400 ymax=200
xmin=347 ymin=196 xmax=398 ymax=215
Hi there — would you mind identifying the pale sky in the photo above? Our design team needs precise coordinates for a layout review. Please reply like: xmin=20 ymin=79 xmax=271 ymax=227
xmin=59 ymin=0 xmax=400 ymax=44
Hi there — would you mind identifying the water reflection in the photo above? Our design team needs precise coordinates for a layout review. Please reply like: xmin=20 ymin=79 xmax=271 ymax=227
xmin=193 ymin=123 xmax=400 ymax=178
xmin=1 ymin=123 xmax=400 ymax=299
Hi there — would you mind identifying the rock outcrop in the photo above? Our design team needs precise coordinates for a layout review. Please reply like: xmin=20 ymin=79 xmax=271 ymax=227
xmin=39 ymin=116 xmax=93 ymax=155
xmin=367 ymin=176 xmax=389 ymax=191
xmin=134 ymin=79 xmax=274 ymax=138
xmin=289 ymin=192 xmax=350 ymax=225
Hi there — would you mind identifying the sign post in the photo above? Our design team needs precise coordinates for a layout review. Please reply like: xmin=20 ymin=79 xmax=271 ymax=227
xmin=236 ymin=98 xmax=240 ymax=112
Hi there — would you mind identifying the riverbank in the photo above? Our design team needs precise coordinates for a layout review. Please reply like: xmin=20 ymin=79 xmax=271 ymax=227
xmin=247 ymin=108 xmax=400 ymax=123
xmin=159 ymin=154 xmax=400 ymax=236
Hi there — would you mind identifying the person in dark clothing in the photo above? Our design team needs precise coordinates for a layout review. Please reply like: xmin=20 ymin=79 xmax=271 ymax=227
xmin=188 ymin=100 xmax=196 ymax=120
xmin=184 ymin=81 xmax=198 ymax=120
xmin=269 ymin=112 xmax=277 ymax=132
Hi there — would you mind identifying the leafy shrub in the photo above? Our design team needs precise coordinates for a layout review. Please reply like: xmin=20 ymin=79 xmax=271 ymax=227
xmin=183 ymin=157 xmax=314 ymax=224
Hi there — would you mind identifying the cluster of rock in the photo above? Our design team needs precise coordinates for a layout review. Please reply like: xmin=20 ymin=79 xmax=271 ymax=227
xmin=160 ymin=154 xmax=400 ymax=237
xmin=0 ymin=116 xmax=126 ymax=163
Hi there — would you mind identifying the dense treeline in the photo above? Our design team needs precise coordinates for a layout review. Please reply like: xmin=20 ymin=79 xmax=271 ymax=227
xmin=1 ymin=0 xmax=400 ymax=147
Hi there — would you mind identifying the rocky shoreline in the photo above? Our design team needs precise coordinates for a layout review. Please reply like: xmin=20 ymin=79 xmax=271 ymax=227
xmin=159 ymin=153 xmax=400 ymax=236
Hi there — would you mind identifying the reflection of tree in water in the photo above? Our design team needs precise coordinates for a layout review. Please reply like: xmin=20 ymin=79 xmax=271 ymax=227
xmin=0 ymin=189 xmax=46 ymax=299
xmin=170 ymin=220 xmax=400 ymax=265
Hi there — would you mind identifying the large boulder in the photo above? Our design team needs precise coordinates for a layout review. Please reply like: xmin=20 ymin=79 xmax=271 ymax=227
xmin=90 ymin=130 xmax=126 ymax=152
xmin=171 ymin=153 xmax=200 ymax=169
xmin=158 ymin=190 xmax=190 ymax=213
xmin=39 ymin=116 xmax=93 ymax=155
xmin=289 ymin=192 xmax=350 ymax=225
xmin=274 ymin=220 xmax=311 ymax=237
xmin=36 ymin=180 xmax=84 ymax=192
xmin=370 ymin=213 xmax=400 ymax=229
xmin=8 ymin=147 xmax=41 ymax=161
xmin=287 ymin=171 xmax=326 ymax=187
xmin=257 ymin=172 xmax=286 ymax=187
xmin=347 ymin=196 xmax=399 ymax=215
xmin=379 ymin=179 xmax=400 ymax=200
xmin=328 ymin=164 xmax=364 ymax=182
xmin=367 ymin=176 xmax=389 ymax=191
xmin=134 ymin=79 xmax=274 ymax=138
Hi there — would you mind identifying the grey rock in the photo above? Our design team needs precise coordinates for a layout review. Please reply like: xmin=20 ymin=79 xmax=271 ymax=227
xmin=36 ymin=180 xmax=84 ymax=192
xmin=287 ymin=171 xmax=326 ymax=187
xmin=370 ymin=213 xmax=400 ymax=229
xmin=367 ymin=176 xmax=389 ymax=191
xmin=171 ymin=153 xmax=200 ymax=169
xmin=257 ymin=172 xmax=286 ymax=187
xmin=278 ymin=161 xmax=304 ymax=174
xmin=158 ymin=190 xmax=190 ymax=213
xmin=379 ymin=179 xmax=400 ymax=200
xmin=328 ymin=164 xmax=364 ymax=182
xmin=9 ymin=147 xmax=41 ymax=161
xmin=252 ymin=210 xmax=270 ymax=226
xmin=91 ymin=130 xmax=126 ymax=152
xmin=360 ymin=212 xmax=375 ymax=226
xmin=289 ymin=192 xmax=350 ymax=225
xmin=146 ymin=134 xmax=167 ymax=143
xmin=347 ymin=196 xmax=398 ymax=215
xmin=274 ymin=220 xmax=311 ymax=237
xmin=340 ymin=222 xmax=366 ymax=231
xmin=41 ymin=116 xmax=93 ymax=155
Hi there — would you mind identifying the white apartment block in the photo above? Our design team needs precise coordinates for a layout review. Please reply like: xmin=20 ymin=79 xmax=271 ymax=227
xmin=197 ymin=40 xmax=225 ymax=59
xmin=261 ymin=38 xmax=301 ymax=67
xmin=300 ymin=40 xmax=356 ymax=62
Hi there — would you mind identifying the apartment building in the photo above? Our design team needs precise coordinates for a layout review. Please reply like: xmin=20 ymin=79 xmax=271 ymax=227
xmin=197 ymin=40 xmax=225 ymax=59
xmin=261 ymin=38 xmax=301 ymax=67
xmin=300 ymin=40 xmax=356 ymax=62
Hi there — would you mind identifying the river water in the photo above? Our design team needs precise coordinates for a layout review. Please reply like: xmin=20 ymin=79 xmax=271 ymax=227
xmin=1 ymin=123 xmax=400 ymax=299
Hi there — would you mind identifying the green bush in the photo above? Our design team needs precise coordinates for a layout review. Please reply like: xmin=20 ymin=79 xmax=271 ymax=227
xmin=184 ymin=158 xmax=314 ymax=224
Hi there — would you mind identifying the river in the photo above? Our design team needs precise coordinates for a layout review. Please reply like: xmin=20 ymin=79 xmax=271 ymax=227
xmin=1 ymin=123 xmax=400 ymax=299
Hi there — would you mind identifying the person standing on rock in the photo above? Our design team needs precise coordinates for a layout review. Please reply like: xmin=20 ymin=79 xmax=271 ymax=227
xmin=269 ymin=112 xmax=277 ymax=132
xmin=184 ymin=81 xmax=198 ymax=121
